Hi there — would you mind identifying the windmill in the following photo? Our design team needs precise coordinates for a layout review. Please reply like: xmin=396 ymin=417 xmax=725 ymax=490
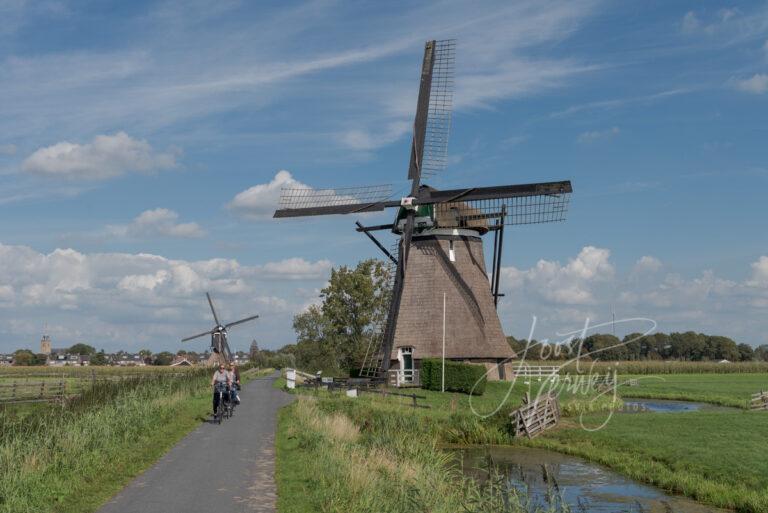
xmin=181 ymin=292 xmax=259 ymax=365
xmin=274 ymin=40 xmax=572 ymax=383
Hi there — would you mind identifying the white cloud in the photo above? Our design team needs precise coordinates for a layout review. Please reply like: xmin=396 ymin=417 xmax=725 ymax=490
xmin=338 ymin=121 xmax=411 ymax=151
xmin=633 ymin=255 xmax=662 ymax=274
xmin=0 ymin=144 xmax=16 ymax=156
xmin=749 ymin=256 xmax=768 ymax=286
xmin=682 ymin=11 xmax=700 ymax=33
xmin=259 ymin=258 xmax=333 ymax=280
xmin=498 ymin=248 xmax=768 ymax=346
xmin=228 ymin=170 xmax=307 ymax=220
xmin=0 ymin=241 xmax=334 ymax=351
xmin=22 ymin=132 xmax=178 ymax=180
xmin=501 ymin=246 xmax=614 ymax=306
xmin=577 ymin=126 xmax=620 ymax=143
xmin=109 ymin=208 xmax=206 ymax=239
xmin=732 ymin=74 xmax=768 ymax=94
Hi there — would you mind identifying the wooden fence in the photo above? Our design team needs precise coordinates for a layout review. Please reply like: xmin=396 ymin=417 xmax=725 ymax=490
xmin=510 ymin=392 xmax=561 ymax=439
xmin=0 ymin=372 xmax=190 ymax=405
xmin=750 ymin=390 xmax=768 ymax=411
xmin=512 ymin=366 xmax=560 ymax=381
xmin=0 ymin=380 xmax=72 ymax=404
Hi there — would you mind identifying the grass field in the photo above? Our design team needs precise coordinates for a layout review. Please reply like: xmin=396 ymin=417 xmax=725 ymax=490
xmin=530 ymin=410 xmax=768 ymax=512
xmin=522 ymin=360 xmax=768 ymax=374
xmin=617 ymin=372 xmax=768 ymax=407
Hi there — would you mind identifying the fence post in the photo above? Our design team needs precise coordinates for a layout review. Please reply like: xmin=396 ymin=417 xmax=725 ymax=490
xmin=412 ymin=393 xmax=417 ymax=408
xmin=40 ymin=381 xmax=45 ymax=399
xmin=12 ymin=381 xmax=17 ymax=401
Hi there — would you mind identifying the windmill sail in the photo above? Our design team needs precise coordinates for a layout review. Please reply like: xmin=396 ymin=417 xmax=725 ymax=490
xmin=421 ymin=39 xmax=455 ymax=178
xmin=274 ymin=184 xmax=394 ymax=218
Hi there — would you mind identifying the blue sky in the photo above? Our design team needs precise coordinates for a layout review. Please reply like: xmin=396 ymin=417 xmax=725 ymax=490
xmin=0 ymin=0 xmax=767 ymax=353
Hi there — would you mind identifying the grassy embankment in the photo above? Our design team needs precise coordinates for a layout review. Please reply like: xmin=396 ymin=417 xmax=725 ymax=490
xmin=0 ymin=366 xmax=272 ymax=513
xmin=275 ymin=377 xmax=618 ymax=512
xmin=276 ymin=369 xmax=768 ymax=512
xmin=277 ymin=395 xmax=577 ymax=513
xmin=530 ymin=409 xmax=768 ymax=512
xmin=524 ymin=370 xmax=768 ymax=512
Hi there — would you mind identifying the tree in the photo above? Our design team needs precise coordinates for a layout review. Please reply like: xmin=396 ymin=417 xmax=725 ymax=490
xmin=13 ymin=349 xmax=42 ymax=366
xmin=153 ymin=352 xmax=174 ymax=366
xmin=68 ymin=343 xmax=96 ymax=355
xmin=91 ymin=350 xmax=110 ymax=366
xmin=754 ymin=345 xmax=768 ymax=362
xmin=736 ymin=343 xmax=754 ymax=361
xmin=291 ymin=259 xmax=391 ymax=374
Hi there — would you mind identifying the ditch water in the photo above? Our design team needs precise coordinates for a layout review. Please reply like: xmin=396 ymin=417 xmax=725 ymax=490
xmin=454 ymin=446 xmax=728 ymax=513
xmin=618 ymin=399 xmax=738 ymax=414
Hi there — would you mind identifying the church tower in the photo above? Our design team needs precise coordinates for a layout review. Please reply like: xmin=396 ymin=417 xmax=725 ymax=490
xmin=40 ymin=335 xmax=51 ymax=355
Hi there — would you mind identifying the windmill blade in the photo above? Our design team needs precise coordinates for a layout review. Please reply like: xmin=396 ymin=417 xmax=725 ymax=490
xmin=206 ymin=292 xmax=221 ymax=326
xmin=407 ymin=40 xmax=438 ymax=183
xmin=422 ymin=181 xmax=573 ymax=228
xmin=181 ymin=329 xmax=213 ymax=343
xmin=225 ymin=314 xmax=260 ymax=330
xmin=421 ymin=39 xmax=455 ymax=179
xmin=220 ymin=336 xmax=233 ymax=364
xmin=274 ymin=184 xmax=395 ymax=218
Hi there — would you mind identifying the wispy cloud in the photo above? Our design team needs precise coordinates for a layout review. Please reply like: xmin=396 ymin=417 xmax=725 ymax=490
xmin=577 ymin=126 xmax=620 ymax=143
xmin=731 ymin=73 xmax=768 ymax=94
xmin=550 ymin=89 xmax=691 ymax=118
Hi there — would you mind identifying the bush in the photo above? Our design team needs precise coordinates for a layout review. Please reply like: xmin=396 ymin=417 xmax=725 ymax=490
xmin=420 ymin=358 xmax=487 ymax=395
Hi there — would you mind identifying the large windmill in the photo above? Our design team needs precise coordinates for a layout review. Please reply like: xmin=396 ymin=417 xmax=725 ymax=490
xmin=181 ymin=293 xmax=259 ymax=365
xmin=274 ymin=40 xmax=572 ymax=383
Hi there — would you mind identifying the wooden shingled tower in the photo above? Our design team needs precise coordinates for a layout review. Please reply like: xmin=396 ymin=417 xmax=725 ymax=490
xmin=274 ymin=40 xmax=572 ymax=382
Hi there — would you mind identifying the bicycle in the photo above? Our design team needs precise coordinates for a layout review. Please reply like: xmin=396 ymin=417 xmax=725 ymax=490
xmin=213 ymin=382 xmax=228 ymax=424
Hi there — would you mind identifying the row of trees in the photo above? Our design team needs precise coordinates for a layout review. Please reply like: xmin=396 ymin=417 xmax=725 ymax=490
xmin=508 ymin=332 xmax=768 ymax=362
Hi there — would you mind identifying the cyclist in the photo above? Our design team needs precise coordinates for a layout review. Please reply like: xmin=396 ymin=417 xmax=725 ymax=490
xmin=229 ymin=363 xmax=241 ymax=405
xmin=211 ymin=363 xmax=231 ymax=416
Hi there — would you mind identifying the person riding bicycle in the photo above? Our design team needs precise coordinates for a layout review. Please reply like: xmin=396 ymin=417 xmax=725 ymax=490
xmin=229 ymin=363 xmax=241 ymax=405
xmin=211 ymin=363 xmax=231 ymax=416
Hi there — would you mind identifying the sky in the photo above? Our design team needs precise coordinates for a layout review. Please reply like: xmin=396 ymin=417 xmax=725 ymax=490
xmin=0 ymin=0 xmax=767 ymax=354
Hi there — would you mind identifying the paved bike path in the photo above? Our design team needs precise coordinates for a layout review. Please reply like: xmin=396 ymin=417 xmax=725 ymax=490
xmin=98 ymin=372 xmax=293 ymax=513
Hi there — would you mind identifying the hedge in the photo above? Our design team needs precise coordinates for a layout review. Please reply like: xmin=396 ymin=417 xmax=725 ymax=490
xmin=420 ymin=358 xmax=487 ymax=395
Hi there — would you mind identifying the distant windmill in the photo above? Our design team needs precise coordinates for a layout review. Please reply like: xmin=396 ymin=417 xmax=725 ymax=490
xmin=181 ymin=293 xmax=259 ymax=365
xmin=274 ymin=40 xmax=572 ymax=382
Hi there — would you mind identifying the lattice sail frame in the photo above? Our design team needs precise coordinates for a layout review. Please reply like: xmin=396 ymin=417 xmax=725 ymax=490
xmin=278 ymin=184 xmax=393 ymax=210
xmin=421 ymin=39 xmax=455 ymax=178
xmin=433 ymin=192 xmax=571 ymax=229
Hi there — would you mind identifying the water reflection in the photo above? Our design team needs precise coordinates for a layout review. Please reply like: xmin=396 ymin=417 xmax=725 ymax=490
xmin=455 ymin=446 xmax=727 ymax=513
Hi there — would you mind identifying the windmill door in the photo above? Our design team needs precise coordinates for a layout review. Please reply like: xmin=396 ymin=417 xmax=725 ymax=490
xmin=398 ymin=347 xmax=414 ymax=385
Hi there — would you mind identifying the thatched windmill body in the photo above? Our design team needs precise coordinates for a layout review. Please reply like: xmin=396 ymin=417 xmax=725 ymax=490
xmin=182 ymin=293 xmax=259 ymax=366
xmin=274 ymin=40 xmax=572 ymax=382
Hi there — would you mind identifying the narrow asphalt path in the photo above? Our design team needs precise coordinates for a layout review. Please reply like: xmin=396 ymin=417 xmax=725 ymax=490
xmin=98 ymin=372 xmax=293 ymax=513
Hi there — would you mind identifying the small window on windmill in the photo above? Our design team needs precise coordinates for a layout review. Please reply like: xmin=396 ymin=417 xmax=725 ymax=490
xmin=449 ymin=240 xmax=456 ymax=262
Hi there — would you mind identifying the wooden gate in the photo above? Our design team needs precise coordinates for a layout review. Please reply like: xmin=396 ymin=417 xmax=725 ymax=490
xmin=510 ymin=392 xmax=561 ymax=438
xmin=750 ymin=390 xmax=768 ymax=411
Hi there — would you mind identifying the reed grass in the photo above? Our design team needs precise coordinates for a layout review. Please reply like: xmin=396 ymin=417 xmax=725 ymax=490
xmin=276 ymin=396 xmax=574 ymax=513
xmin=0 ymin=368 xmax=213 ymax=513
